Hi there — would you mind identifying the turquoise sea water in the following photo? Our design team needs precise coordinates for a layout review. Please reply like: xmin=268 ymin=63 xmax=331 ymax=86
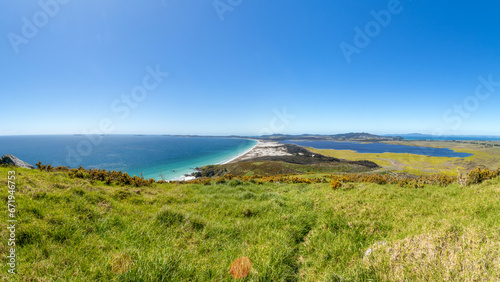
xmin=0 ymin=135 xmax=257 ymax=180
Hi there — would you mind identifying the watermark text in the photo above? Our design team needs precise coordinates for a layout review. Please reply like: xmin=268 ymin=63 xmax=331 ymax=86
xmin=7 ymin=171 xmax=17 ymax=275
xmin=8 ymin=0 xmax=70 ymax=54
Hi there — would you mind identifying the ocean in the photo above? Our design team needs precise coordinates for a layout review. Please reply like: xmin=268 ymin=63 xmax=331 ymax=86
xmin=0 ymin=135 xmax=257 ymax=180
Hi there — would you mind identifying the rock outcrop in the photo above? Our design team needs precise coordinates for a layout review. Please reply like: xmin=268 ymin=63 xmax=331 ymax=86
xmin=0 ymin=154 xmax=35 ymax=169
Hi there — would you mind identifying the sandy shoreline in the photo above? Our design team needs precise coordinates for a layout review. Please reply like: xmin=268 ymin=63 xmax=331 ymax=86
xmin=226 ymin=140 xmax=292 ymax=163
xmin=173 ymin=175 xmax=197 ymax=182
xmin=172 ymin=139 xmax=260 ymax=181
xmin=219 ymin=139 xmax=260 ymax=164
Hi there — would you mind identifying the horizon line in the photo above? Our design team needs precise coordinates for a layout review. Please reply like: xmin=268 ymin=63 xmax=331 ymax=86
xmin=1 ymin=133 xmax=500 ymax=137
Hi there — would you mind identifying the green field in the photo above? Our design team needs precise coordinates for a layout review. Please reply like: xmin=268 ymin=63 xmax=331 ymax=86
xmin=307 ymin=140 xmax=500 ymax=176
xmin=2 ymin=166 xmax=500 ymax=281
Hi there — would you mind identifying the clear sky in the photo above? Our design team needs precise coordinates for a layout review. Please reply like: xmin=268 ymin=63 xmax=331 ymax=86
xmin=2 ymin=0 xmax=500 ymax=136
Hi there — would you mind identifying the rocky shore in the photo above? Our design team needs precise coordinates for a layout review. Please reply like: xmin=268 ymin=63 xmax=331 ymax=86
xmin=0 ymin=154 xmax=34 ymax=169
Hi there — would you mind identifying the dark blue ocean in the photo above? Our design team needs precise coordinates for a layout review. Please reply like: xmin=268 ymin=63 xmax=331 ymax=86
xmin=281 ymin=140 xmax=473 ymax=158
xmin=0 ymin=135 xmax=257 ymax=180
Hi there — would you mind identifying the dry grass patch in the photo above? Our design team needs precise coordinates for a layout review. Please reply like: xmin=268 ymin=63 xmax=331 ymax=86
xmin=364 ymin=227 xmax=500 ymax=281
xmin=109 ymin=253 xmax=133 ymax=274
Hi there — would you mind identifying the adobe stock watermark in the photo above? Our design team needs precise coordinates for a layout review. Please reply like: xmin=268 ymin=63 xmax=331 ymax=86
xmin=213 ymin=0 xmax=242 ymax=21
xmin=7 ymin=0 xmax=70 ymax=54
xmin=405 ymin=74 xmax=499 ymax=162
xmin=440 ymin=75 xmax=500 ymax=132
xmin=6 ymin=171 xmax=17 ymax=275
xmin=259 ymin=107 xmax=296 ymax=136
xmin=65 ymin=65 xmax=169 ymax=167
xmin=339 ymin=0 xmax=410 ymax=63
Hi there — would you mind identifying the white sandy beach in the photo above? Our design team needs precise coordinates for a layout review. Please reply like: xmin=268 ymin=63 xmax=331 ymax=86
xmin=220 ymin=139 xmax=260 ymax=164
xmin=227 ymin=140 xmax=292 ymax=163
xmin=174 ymin=175 xmax=197 ymax=182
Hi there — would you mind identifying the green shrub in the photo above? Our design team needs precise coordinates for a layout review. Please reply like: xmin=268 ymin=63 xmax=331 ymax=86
xmin=228 ymin=178 xmax=244 ymax=187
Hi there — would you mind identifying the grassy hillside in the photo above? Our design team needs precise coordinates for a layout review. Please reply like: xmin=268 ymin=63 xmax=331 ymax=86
xmin=1 ymin=167 xmax=500 ymax=280
xmin=194 ymin=160 xmax=374 ymax=178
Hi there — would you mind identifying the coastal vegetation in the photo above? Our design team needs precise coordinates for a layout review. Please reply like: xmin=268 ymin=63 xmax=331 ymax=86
xmin=243 ymin=144 xmax=380 ymax=168
xmin=35 ymin=162 xmax=156 ymax=187
xmin=30 ymin=160 xmax=500 ymax=189
xmin=1 ymin=165 xmax=500 ymax=280
xmin=3 ymin=140 xmax=500 ymax=280
xmin=193 ymin=160 xmax=375 ymax=179
xmin=192 ymin=143 xmax=379 ymax=178
xmin=307 ymin=140 xmax=500 ymax=176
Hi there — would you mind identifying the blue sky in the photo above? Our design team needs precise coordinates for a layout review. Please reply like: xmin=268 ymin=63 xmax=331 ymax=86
xmin=2 ymin=0 xmax=500 ymax=136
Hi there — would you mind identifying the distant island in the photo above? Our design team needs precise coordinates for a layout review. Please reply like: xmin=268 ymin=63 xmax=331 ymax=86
xmin=257 ymin=132 xmax=403 ymax=142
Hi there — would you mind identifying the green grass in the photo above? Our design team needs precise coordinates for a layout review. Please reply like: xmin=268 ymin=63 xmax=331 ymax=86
xmin=386 ymin=140 xmax=500 ymax=168
xmin=306 ymin=140 xmax=500 ymax=176
xmin=307 ymin=147 xmax=467 ymax=175
xmin=1 ymin=167 xmax=500 ymax=280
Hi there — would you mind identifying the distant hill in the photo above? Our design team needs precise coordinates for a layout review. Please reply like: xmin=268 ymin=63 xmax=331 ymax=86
xmin=258 ymin=132 xmax=403 ymax=142
xmin=161 ymin=132 xmax=403 ymax=142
